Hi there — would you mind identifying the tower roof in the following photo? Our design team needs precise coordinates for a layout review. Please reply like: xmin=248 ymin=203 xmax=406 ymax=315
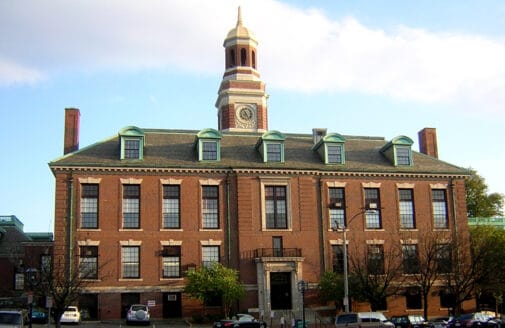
xmin=225 ymin=7 xmax=257 ymax=42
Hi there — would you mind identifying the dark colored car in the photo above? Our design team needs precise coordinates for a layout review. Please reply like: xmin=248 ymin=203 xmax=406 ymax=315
xmin=447 ymin=313 xmax=499 ymax=328
xmin=213 ymin=314 xmax=267 ymax=328
xmin=391 ymin=315 xmax=428 ymax=328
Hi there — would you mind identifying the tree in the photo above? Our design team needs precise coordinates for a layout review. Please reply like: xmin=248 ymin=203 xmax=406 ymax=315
xmin=184 ymin=262 xmax=245 ymax=318
xmin=318 ymin=271 xmax=345 ymax=310
xmin=466 ymin=168 xmax=504 ymax=217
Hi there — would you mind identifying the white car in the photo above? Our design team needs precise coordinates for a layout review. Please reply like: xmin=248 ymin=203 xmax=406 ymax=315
xmin=60 ymin=306 xmax=81 ymax=324
xmin=126 ymin=304 xmax=150 ymax=325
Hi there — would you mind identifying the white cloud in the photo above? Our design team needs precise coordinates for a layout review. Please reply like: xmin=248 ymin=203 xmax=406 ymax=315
xmin=0 ymin=58 xmax=44 ymax=86
xmin=1 ymin=0 xmax=505 ymax=115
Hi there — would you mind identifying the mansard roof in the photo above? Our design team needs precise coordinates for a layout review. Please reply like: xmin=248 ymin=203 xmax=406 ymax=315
xmin=49 ymin=129 xmax=468 ymax=176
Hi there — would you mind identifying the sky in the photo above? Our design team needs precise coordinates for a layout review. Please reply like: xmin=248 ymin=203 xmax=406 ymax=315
xmin=1 ymin=0 xmax=504 ymax=233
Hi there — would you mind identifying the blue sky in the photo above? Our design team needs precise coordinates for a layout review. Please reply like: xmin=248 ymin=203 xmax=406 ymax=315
xmin=1 ymin=0 xmax=504 ymax=233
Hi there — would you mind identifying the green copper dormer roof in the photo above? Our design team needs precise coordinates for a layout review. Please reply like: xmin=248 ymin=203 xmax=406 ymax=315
xmin=255 ymin=130 xmax=286 ymax=148
xmin=312 ymin=132 xmax=346 ymax=151
xmin=119 ymin=126 xmax=145 ymax=137
xmin=380 ymin=135 xmax=414 ymax=152
xmin=196 ymin=128 xmax=222 ymax=140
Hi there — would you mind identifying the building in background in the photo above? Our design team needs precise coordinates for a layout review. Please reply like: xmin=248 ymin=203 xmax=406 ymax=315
xmin=0 ymin=215 xmax=53 ymax=308
xmin=49 ymin=8 xmax=472 ymax=321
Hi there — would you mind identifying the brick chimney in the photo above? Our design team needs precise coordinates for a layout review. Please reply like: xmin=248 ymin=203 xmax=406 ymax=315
xmin=418 ymin=127 xmax=438 ymax=159
xmin=64 ymin=108 xmax=80 ymax=155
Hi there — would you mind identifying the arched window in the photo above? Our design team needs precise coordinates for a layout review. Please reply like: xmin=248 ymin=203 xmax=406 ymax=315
xmin=252 ymin=50 xmax=256 ymax=69
xmin=229 ymin=49 xmax=235 ymax=67
xmin=241 ymin=48 xmax=247 ymax=66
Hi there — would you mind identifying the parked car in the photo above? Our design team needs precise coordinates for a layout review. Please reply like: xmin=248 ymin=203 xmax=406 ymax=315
xmin=447 ymin=313 xmax=499 ymax=328
xmin=126 ymin=304 xmax=150 ymax=326
xmin=0 ymin=310 xmax=25 ymax=328
xmin=429 ymin=317 xmax=452 ymax=328
xmin=391 ymin=315 xmax=428 ymax=328
xmin=213 ymin=314 xmax=267 ymax=328
xmin=30 ymin=307 xmax=49 ymax=324
xmin=336 ymin=312 xmax=393 ymax=328
xmin=60 ymin=306 xmax=81 ymax=324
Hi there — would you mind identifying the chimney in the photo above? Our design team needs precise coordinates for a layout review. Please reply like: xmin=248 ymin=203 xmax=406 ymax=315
xmin=64 ymin=108 xmax=80 ymax=155
xmin=312 ymin=128 xmax=327 ymax=145
xmin=418 ymin=127 xmax=438 ymax=159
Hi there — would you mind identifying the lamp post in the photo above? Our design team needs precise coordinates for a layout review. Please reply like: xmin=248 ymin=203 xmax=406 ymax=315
xmin=297 ymin=280 xmax=308 ymax=328
xmin=333 ymin=207 xmax=373 ymax=313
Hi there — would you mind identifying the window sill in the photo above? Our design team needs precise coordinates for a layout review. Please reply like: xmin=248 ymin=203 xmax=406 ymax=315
xmin=78 ymin=228 xmax=102 ymax=231
xmin=199 ymin=228 xmax=223 ymax=232
xmin=160 ymin=277 xmax=184 ymax=281
xmin=119 ymin=278 xmax=143 ymax=282
xmin=119 ymin=229 xmax=144 ymax=232
xmin=160 ymin=228 xmax=183 ymax=231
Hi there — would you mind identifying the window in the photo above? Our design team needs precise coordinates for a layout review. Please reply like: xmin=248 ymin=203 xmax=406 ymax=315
xmin=272 ymin=236 xmax=283 ymax=257
xmin=406 ymin=287 xmax=422 ymax=309
xmin=122 ymin=246 xmax=140 ymax=278
xmin=202 ymin=186 xmax=219 ymax=229
xmin=123 ymin=185 xmax=140 ymax=229
xmin=241 ymin=48 xmax=247 ymax=66
xmin=399 ymin=189 xmax=415 ymax=229
xmin=14 ymin=273 xmax=24 ymax=290
xmin=265 ymin=186 xmax=287 ymax=229
xmin=266 ymin=143 xmax=282 ymax=162
xmin=230 ymin=49 xmax=235 ymax=67
xmin=440 ymin=289 xmax=455 ymax=308
xmin=202 ymin=141 xmax=218 ymax=160
xmin=432 ymin=189 xmax=448 ymax=228
xmin=79 ymin=246 xmax=98 ymax=279
xmin=436 ymin=244 xmax=452 ymax=274
xmin=202 ymin=245 xmax=220 ymax=267
xmin=396 ymin=145 xmax=411 ymax=165
xmin=329 ymin=187 xmax=346 ymax=229
xmin=367 ymin=244 xmax=384 ymax=275
xmin=41 ymin=255 xmax=51 ymax=274
xmin=327 ymin=144 xmax=343 ymax=164
xmin=81 ymin=184 xmax=98 ymax=229
xmin=402 ymin=244 xmax=419 ymax=274
xmin=163 ymin=185 xmax=180 ymax=229
xmin=162 ymin=246 xmax=181 ymax=278
xmin=365 ymin=188 xmax=382 ymax=229
xmin=124 ymin=139 xmax=140 ymax=159
xmin=332 ymin=245 xmax=345 ymax=274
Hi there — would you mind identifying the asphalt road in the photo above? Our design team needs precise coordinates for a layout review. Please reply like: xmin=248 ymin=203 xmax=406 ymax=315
xmin=30 ymin=320 xmax=206 ymax=328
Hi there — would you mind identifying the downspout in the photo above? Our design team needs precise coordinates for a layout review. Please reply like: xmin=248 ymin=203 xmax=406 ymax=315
xmin=318 ymin=177 xmax=327 ymax=272
xmin=226 ymin=171 xmax=232 ymax=266
xmin=66 ymin=174 xmax=75 ymax=280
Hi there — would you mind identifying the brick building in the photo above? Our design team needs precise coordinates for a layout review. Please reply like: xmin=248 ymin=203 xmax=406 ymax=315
xmin=49 ymin=9 xmax=472 ymax=321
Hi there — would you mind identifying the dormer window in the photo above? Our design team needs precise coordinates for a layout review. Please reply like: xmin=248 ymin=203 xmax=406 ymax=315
xmin=119 ymin=126 xmax=145 ymax=160
xmin=255 ymin=131 xmax=286 ymax=163
xmin=380 ymin=135 xmax=414 ymax=167
xmin=312 ymin=133 xmax=346 ymax=165
xmin=195 ymin=128 xmax=222 ymax=162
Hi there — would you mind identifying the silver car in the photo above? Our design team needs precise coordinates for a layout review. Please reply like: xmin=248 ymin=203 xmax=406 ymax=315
xmin=126 ymin=304 xmax=150 ymax=325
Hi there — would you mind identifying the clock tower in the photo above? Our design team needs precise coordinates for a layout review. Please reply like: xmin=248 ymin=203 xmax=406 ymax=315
xmin=216 ymin=7 xmax=268 ymax=132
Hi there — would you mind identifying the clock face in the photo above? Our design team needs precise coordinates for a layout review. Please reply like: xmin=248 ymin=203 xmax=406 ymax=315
xmin=239 ymin=107 xmax=253 ymax=121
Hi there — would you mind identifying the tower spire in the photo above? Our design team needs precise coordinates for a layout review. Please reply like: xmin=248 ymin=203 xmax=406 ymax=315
xmin=237 ymin=6 xmax=243 ymax=27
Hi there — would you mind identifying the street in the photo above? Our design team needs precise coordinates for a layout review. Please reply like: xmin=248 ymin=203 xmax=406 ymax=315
xmin=30 ymin=320 xmax=208 ymax=328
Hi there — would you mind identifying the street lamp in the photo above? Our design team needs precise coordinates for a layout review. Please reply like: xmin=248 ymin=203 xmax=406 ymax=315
xmin=333 ymin=207 xmax=375 ymax=313
xmin=297 ymin=280 xmax=308 ymax=328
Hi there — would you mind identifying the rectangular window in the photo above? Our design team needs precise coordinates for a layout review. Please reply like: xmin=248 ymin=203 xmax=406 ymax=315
xmin=202 ymin=245 xmax=220 ymax=267
xmin=202 ymin=141 xmax=218 ymax=160
xmin=396 ymin=146 xmax=411 ymax=165
xmin=265 ymin=186 xmax=288 ymax=229
xmin=123 ymin=185 xmax=140 ymax=229
xmin=329 ymin=187 xmax=346 ymax=229
xmin=266 ymin=143 xmax=282 ymax=162
xmin=402 ymin=244 xmax=419 ymax=274
xmin=367 ymin=244 xmax=384 ymax=275
xmin=81 ymin=184 xmax=99 ymax=229
xmin=124 ymin=139 xmax=140 ymax=159
xmin=14 ymin=273 xmax=24 ymax=290
xmin=399 ymin=189 xmax=415 ymax=229
xmin=202 ymin=186 xmax=219 ymax=229
xmin=327 ymin=145 xmax=343 ymax=164
xmin=406 ymin=287 xmax=422 ymax=309
xmin=365 ymin=188 xmax=382 ymax=229
xmin=332 ymin=245 xmax=345 ymax=274
xmin=41 ymin=255 xmax=51 ymax=274
xmin=432 ymin=189 xmax=448 ymax=229
xmin=162 ymin=246 xmax=181 ymax=278
xmin=272 ymin=236 xmax=283 ymax=257
xmin=436 ymin=244 xmax=452 ymax=274
xmin=79 ymin=246 xmax=98 ymax=279
xmin=122 ymin=246 xmax=140 ymax=278
xmin=163 ymin=185 xmax=180 ymax=229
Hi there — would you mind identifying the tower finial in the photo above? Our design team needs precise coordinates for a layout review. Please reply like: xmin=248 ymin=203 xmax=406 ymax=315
xmin=236 ymin=6 xmax=243 ymax=27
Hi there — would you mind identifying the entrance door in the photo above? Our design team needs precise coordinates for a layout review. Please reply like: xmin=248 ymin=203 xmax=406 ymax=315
xmin=121 ymin=293 xmax=140 ymax=318
xmin=270 ymin=272 xmax=292 ymax=310
xmin=163 ymin=292 xmax=182 ymax=318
